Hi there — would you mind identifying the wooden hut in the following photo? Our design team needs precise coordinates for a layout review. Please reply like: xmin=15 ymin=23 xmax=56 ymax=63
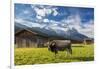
xmin=71 ymin=38 xmax=93 ymax=45
xmin=15 ymin=29 xmax=49 ymax=48
xmin=83 ymin=38 xmax=94 ymax=45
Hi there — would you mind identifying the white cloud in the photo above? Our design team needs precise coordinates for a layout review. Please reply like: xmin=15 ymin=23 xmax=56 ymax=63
xmin=66 ymin=15 xmax=81 ymax=25
xmin=15 ymin=18 xmax=24 ymax=23
xmin=61 ymin=14 xmax=81 ymax=30
xmin=43 ymin=19 xmax=50 ymax=22
xmin=80 ymin=22 xmax=94 ymax=38
xmin=45 ymin=9 xmax=52 ymax=15
xmin=52 ymin=8 xmax=58 ymax=16
xmin=34 ymin=7 xmax=46 ymax=17
xmin=31 ymin=5 xmax=59 ymax=24
xmin=59 ymin=14 xmax=94 ymax=38
xmin=36 ymin=15 xmax=42 ymax=19
xmin=50 ymin=20 xmax=60 ymax=24
xmin=32 ymin=23 xmax=46 ymax=28
xmin=51 ymin=26 xmax=68 ymax=32
xmin=79 ymin=27 xmax=94 ymax=38
xmin=31 ymin=5 xmax=59 ymax=19
xmin=15 ymin=18 xmax=47 ymax=28
xmin=15 ymin=18 xmax=33 ymax=27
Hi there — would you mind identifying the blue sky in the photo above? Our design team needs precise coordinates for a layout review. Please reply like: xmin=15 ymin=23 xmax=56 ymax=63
xmin=15 ymin=4 xmax=94 ymax=23
xmin=14 ymin=3 xmax=94 ymax=38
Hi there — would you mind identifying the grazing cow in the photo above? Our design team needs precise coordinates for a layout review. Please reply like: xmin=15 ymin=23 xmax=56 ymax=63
xmin=48 ymin=40 xmax=72 ymax=55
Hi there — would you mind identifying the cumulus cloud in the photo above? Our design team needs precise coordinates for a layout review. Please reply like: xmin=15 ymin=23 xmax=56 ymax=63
xmin=67 ymin=17 xmax=93 ymax=38
xmin=34 ymin=7 xmax=46 ymax=17
xmin=43 ymin=19 xmax=50 ymax=23
xmin=48 ymin=14 xmax=94 ymax=38
xmin=50 ymin=20 xmax=60 ymax=24
xmin=31 ymin=5 xmax=59 ymax=20
xmin=36 ymin=15 xmax=42 ymax=19
xmin=80 ymin=20 xmax=94 ymax=38
xmin=52 ymin=8 xmax=58 ymax=16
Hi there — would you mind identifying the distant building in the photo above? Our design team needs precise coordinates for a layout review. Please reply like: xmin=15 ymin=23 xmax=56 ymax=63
xmin=83 ymin=38 xmax=94 ymax=45
xmin=71 ymin=38 xmax=93 ymax=44
xmin=15 ymin=29 xmax=49 ymax=48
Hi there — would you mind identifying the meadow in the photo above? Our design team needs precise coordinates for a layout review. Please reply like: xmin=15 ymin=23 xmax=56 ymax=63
xmin=15 ymin=44 xmax=94 ymax=65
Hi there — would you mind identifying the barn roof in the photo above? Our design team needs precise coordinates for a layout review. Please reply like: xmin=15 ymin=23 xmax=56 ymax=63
xmin=15 ymin=29 xmax=37 ymax=35
xmin=15 ymin=29 xmax=49 ymax=38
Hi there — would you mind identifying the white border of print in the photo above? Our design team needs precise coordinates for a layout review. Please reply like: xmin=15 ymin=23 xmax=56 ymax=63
xmin=0 ymin=0 xmax=10 ymax=69
xmin=11 ymin=0 xmax=96 ymax=69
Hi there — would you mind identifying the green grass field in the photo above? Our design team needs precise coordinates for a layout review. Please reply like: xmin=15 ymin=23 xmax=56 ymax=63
xmin=15 ymin=44 xmax=94 ymax=65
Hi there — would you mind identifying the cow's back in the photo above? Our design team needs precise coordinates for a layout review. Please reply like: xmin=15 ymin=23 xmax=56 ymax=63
xmin=53 ymin=40 xmax=71 ymax=47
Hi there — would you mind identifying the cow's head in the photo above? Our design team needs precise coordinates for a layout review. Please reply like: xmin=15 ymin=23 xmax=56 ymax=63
xmin=49 ymin=41 xmax=56 ymax=47
xmin=48 ymin=41 xmax=56 ymax=50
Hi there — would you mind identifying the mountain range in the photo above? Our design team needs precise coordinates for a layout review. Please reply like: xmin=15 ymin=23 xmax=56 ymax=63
xmin=15 ymin=22 xmax=92 ymax=42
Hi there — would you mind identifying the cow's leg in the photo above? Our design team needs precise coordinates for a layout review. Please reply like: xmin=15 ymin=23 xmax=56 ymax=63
xmin=66 ymin=48 xmax=72 ymax=58
xmin=67 ymin=48 xmax=72 ymax=58
xmin=54 ymin=50 xmax=58 ymax=58
xmin=66 ymin=48 xmax=69 ymax=57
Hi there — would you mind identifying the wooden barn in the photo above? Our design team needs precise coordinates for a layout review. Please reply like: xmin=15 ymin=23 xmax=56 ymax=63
xmin=83 ymin=38 xmax=94 ymax=45
xmin=15 ymin=29 xmax=49 ymax=48
xmin=71 ymin=38 xmax=93 ymax=45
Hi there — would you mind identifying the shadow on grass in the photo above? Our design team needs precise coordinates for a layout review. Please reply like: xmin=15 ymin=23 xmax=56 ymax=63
xmin=69 ymin=56 xmax=94 ymax=61
xmin=72 ymin=46 xmax=84 ymax=47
